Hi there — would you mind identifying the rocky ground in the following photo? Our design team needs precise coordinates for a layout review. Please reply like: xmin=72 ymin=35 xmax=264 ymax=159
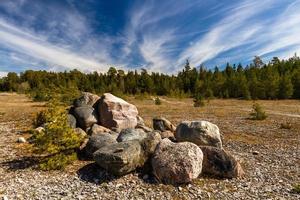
xmin=0 ymin=93 xmax=299 ymax=199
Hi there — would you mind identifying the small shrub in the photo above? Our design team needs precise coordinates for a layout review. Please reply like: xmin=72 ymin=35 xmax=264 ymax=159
xmin=280 ymin=122 xmax=292 ymax=129
xmin=194 ymin=94 xmax=205 ymax=107
xmin=155 ymin=97 xmax=162 ymax=105
xmin=249 ymin=103 xmax=267 ymax=120
xmin=34 ymin=110 xmax=48 ymax=127
xmin=292 ymin=184 xmax=300 ymax=194
xmin=32 ymin=98 xmax=84 ymax=170
xmin=39 ymin=152 xmax=77 ymax=171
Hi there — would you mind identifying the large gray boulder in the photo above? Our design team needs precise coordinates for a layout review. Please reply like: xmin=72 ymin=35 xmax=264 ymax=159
xmin=73 ymin=92 xmax=100 ymax=107
xmin=151 ymin=139 xmax=203 ymax=185
xmin=84 ymin=133 xmax=117 ymax=158
xmin=117 ymin=128 xmax=148 ymax=142
xmin=93 ymin=131 xmax=161 ymax=176
xmin=93 ymin=140 xmax=143 ymax=176
xmin=67 ymin=114 xmax=77 ymax=128
xmin=175 ymin=121 xmax=222 ymax=149
xmin=98 ymin=93 xmax=138 ymax=129
xmin=73 ymin=106 xmax=98 ymax=130
xmin=200 ymin=146 xmax=244 ymax=178
xmin=153 ymin=117 xmax=176 ymax=132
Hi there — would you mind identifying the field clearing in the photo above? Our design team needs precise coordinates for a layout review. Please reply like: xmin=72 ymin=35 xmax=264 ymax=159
xmin=0 ymin=93 xmax=299 ymax=199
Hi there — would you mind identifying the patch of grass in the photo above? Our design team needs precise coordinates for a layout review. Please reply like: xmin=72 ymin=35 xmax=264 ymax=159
xmin=134 ymin=93 xmax=150 ymax=100
xmin=292 ymin=184 xmax=300 ymax=194
xmin=249 ymin=103 xmax=267 ymax=120
xmin=193 ymin=94 xmax=205 ymax=107
xmin=280 ymin=122 xmax=292 ymax=129
xmin=154 ymin=97 xmax=162 ymax=105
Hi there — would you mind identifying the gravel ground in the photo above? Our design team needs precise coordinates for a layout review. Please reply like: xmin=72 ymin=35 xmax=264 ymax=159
xmin=0 ymin=119 xmax=299 ymax=200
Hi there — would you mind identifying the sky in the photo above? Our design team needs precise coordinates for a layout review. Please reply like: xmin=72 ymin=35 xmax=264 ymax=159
xmin=0 ymin=0 xmax=300 ymax=76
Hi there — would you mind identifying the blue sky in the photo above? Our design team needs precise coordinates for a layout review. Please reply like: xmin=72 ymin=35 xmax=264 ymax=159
xmin=0 ymin=0 xmax=300 ymax=76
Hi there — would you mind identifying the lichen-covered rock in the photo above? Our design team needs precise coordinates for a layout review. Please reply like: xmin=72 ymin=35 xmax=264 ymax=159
xmin=175 ymin=121 xmax=222 ymax=148
xmin=73 ymin=92 xmax=100 ymax=107
xmin=153 ymin=117 xmax=176 ymax=132
xmin=84 ymin=133 xmax=117 ymax=158
xmin=73 ymin=106 xmax=98 ymax=130
xmin=200 ymin=146 xmax=244 ymax=178
xmin=98 ymin=93 xmax=138 ymax=129
xmin=151 ymin=139 xmax=203 ymax=184
xmin=140 ymin=131 xmax=161 ymax=157
xmin=74 ymin=128 xmax=87 ymax=138
xmin=160 ymin=130 xmax=175 ymax=140
xmin=116 ymin=128 xmax=148 ymax=142
xmin=88 ymin=124 xmax=112 ymax=136
xmin=93 ymin=140 xmax=143 ymax=176
xmin=94 ymin=131 xmax=161 ymax=176
xmin=136 ymin=115 xmax=145 ymax=126
xmin=67 ymin=114 xmax=77 ymax=128
xmin=135 ymin=125 xmax=153 ymax=133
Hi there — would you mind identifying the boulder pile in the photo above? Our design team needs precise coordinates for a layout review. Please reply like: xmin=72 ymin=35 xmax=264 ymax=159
xmin=67 ymin=92 xmax=244 ymax=185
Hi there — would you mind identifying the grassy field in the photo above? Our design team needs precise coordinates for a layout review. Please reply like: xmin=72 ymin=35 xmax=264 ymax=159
xmin=1 ymin=92 xmax=299 ymax=145
xmin=128 ymin=96 xmax=300 ymax=145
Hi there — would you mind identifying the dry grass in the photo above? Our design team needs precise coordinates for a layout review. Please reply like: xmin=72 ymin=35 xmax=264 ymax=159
xmin=1 ymin=92 xmax=299 ymax=159
xmin=126 ymin=96 xmax=300 ymax=145
xmin=0 ymin=93 xmax=45 ymax=125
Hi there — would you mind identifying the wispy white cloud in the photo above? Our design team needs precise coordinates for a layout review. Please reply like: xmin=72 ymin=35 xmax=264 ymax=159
xmin=0 ymin=71 xmax=8 ymax=77
xmin=122 ymin=0 xmax=202 ymax=72
xmin=0 ymin=19 xmax=112 ymax=72
xmin=139 ymin=30 xmax=176 ymax=72
xmin=177 ymin=0 xmax=300 ymax=68
xmin=177 ymin=0 xmax=273 ymax=67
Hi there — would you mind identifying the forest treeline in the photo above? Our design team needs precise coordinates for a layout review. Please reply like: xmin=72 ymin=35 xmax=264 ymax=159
xmin=0 ymin=55 xmax=300 ymax=102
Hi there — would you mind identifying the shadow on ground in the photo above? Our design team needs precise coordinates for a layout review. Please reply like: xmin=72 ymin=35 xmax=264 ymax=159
xmin=76 ymin=163 xmax=158 ymax=185
xmin=76 ymin=163 xmax=118 ymax=184
xmin=0 ymin=156 xmax=40 ymax=170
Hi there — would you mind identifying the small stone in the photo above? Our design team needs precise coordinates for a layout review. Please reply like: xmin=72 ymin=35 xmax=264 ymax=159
xmin=17 ymin=137 xmax=26 ymax=143
xmin=252 ymin=151 xmax=259 ymax=155
xmin=3 ymin=196 xmax=8 ymax=200
xmin=143 ymin=174 xmax=149 ymax=180
xmin=178 ymin=187 xmax=183 ymax=192
xmin=116 ymin=183 xmax=122 ymax=188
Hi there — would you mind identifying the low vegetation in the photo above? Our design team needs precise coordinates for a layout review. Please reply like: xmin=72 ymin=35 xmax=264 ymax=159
xmin=31 ymin=99 xmax=85 ymax=170
xmin=154 ymin=97 xmax=162 ymax=105
xmin=292 ymin=184 xmax=300 ymax=194
xmin=193 ymin=94 xmax=205 ymax=107
xmin=249 ymin=103 xmax=268 ymax=120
